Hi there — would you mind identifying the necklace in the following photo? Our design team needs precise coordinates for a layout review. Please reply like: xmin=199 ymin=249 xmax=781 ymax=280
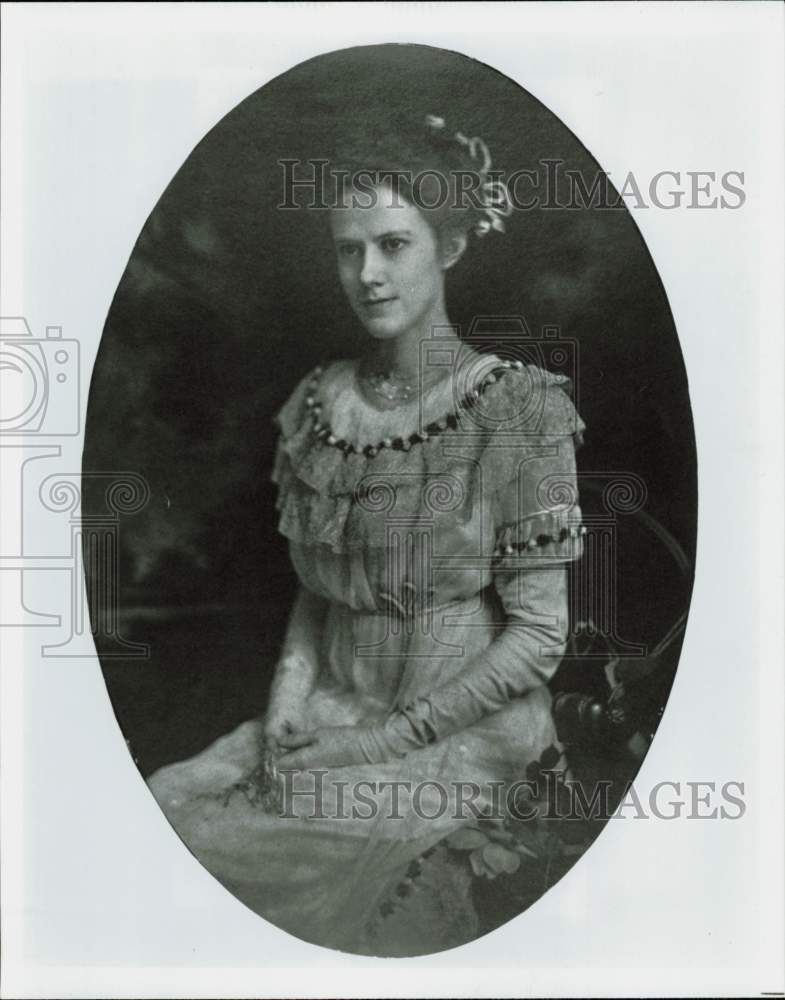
xmin=363 ymin=369 xmax=416 ymax=403
xmin=360 ymin=362 xmax=448 ymax=405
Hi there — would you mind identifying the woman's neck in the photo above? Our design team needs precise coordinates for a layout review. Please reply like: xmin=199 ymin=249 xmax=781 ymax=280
xmin=361 ymin=303 xmax=457 ymax=382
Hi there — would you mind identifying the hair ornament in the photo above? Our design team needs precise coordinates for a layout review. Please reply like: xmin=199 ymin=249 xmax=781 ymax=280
xmin=425 ymin=114 xmax=513 ymax=236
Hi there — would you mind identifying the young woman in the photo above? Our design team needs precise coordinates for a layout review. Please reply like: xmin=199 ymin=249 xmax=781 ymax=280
xmin=149 ymin=115 xmax=586 ymax=956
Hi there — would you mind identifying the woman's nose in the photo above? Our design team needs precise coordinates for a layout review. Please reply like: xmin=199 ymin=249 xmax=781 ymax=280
xmin=360 ymin=246 xmax=385 ymax=286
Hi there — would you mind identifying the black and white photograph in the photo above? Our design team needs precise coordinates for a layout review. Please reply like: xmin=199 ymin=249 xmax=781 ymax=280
xmin=84 ymin=42 xmax=697 ymax=957
xmin=1 ymin=3 xmax=783 ymax=997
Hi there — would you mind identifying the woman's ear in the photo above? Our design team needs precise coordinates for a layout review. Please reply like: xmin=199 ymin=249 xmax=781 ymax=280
xmin=441 ymin=232 xmax=468 ymax=271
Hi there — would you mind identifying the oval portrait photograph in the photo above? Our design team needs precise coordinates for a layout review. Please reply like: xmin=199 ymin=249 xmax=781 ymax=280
xmin=83 ymin=43 xmax=696 ymax=957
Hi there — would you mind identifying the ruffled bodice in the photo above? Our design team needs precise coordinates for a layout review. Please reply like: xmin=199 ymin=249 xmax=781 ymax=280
xmin=272 ymin=353 xmax=585 ymax=562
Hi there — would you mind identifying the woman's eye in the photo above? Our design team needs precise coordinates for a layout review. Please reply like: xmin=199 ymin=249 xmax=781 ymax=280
xmin=382 ymin=237 xmax=407 ymax=252
xmin=338 ymin=244 xmax=360 ymax=258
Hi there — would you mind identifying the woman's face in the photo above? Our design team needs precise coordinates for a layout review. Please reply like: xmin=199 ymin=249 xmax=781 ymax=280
xmin=329 ymin=181 xmax=449 ymax=341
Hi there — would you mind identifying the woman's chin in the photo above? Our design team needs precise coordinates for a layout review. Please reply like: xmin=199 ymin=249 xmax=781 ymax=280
xmin=361 ymin=319 xmax=406 ymax=340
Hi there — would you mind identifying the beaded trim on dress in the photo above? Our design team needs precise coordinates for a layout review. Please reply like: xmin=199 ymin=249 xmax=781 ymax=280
xmin=303 ymin=355 xmax=561 ymax=456
xmin=271 ymin=358 xmax=586 ymax=554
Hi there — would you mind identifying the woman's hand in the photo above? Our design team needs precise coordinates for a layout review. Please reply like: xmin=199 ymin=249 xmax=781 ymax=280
xmin=276 ymin=725 xmax=385 ymax=770
xmin=263 ymin=701 xmax=307 ymax=753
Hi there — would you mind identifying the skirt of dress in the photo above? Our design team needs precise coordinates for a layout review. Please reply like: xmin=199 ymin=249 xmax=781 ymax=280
xmin=148 ymin=684 xmax=558 ymax=957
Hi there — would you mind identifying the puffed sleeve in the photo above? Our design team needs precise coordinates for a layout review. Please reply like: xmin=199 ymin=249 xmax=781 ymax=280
xmin=369 ymin=376 xmax=585 ymax=755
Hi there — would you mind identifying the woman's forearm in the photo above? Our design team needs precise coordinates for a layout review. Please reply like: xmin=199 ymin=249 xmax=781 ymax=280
xmin=374 ymin=565 xmax=570 ymax=755
xmin=266 ymin=585 xmax=327 ymax=726
xmin=277 ymin=585 xmax=327 ymax=680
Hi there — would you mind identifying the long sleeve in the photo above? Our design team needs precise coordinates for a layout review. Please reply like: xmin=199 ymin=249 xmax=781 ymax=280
xmin=267 ymin=584 xmax=327 ymax=711
xmin=371 ymin=395 xmax=584 ymax=756
xmin=377 ymin=562 xmax=571 ymax=752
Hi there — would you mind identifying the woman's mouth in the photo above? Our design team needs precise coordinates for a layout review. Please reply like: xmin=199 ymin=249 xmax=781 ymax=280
xmin=362 ymin=296 xmax=397 ymax=309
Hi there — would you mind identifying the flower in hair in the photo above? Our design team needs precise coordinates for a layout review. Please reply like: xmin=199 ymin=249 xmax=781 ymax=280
xmin=425 ymin=114 xmax=513 ymax=236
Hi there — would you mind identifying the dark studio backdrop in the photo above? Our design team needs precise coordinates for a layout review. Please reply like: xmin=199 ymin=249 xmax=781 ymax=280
xmin=83 ymin=45 xmax=696 ymax=779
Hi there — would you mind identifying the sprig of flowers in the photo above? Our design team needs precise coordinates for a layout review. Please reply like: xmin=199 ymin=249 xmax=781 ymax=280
xmin=445 ymin=745 xmax=594 ymax=885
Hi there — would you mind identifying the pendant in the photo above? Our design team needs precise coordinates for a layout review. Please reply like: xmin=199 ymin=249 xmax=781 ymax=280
xmin=365 ymin=372 xmax=415 ymax=403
